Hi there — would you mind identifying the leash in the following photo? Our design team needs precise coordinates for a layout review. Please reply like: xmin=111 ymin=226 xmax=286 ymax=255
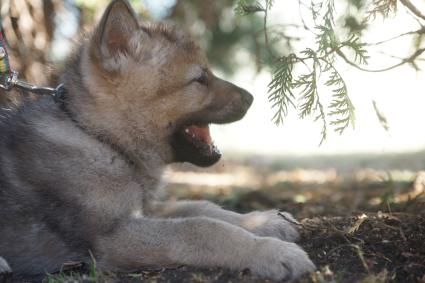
xmin=0 ymin=27 xmax=66 ymax=102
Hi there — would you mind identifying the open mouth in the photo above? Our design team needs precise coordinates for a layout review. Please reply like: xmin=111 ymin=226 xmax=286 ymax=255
xmin=171 ymin=122 xmax=222 ymax=167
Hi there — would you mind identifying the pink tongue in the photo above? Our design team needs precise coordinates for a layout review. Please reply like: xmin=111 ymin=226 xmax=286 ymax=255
xmin=186 ymin=125 xmax=212 ymax=144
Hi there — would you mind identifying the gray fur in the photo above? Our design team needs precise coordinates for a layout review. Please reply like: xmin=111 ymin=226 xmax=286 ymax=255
xmin=0 ymin=0 xmax=315 ymax=281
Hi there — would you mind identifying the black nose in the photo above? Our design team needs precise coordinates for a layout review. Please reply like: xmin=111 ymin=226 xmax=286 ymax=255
xmin=243 ymin=92 xmax=254 ymax=107
xmin=236 ymin=86 xmax=254 ymax=107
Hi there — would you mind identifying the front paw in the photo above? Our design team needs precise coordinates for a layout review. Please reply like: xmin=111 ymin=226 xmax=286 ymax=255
xmin=241 ymin=210 xmax=300 ymax=242
xmin=247 ymin=237 xmax=315 ymax=281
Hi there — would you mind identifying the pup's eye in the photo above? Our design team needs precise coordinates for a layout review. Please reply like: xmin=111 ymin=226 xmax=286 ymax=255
xmin=194 ymin=74 xmax=208 ymax=86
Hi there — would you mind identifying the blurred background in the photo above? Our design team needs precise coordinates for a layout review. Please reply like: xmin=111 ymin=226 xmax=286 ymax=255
xmin=0 ymin=0 xmax=424 ymax=217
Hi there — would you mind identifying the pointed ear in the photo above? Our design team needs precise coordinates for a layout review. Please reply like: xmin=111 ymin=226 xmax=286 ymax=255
xmin=91 ymin=0 xmax=139 ymax=61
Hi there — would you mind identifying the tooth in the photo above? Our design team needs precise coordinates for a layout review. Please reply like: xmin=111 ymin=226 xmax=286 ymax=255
xmin=192 ymin=134 xmax=195 ymax=138
xmin=185 ymin=129 xmax=189 ymax=133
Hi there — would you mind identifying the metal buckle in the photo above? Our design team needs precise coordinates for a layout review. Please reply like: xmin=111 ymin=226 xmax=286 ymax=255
xmin=0 ymin=46 xmax=6 ymax=59
xmin=0 ymin=71 xmax=18 ymax=91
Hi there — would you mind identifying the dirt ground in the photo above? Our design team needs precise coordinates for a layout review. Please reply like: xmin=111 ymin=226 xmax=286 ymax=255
xmin=109 ymin=213 xmax=425 ymax=283
xmin=11 ymin=154 xmax=425 ymax=283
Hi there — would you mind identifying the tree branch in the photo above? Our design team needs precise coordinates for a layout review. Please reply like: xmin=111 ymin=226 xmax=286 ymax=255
xmin=336 ymin=47 xmax=425 ymax=72
xmin=399 ymin=0 xmax=425 ymax=21
xmin=366 ymin=27 xmax=425 ymax=45
xmin=263 ymin=1 xmax=275 ymax=59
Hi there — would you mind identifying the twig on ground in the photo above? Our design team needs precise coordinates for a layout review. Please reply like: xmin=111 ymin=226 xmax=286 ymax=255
xmin=278 ymin=211 xmax=304 ymax=227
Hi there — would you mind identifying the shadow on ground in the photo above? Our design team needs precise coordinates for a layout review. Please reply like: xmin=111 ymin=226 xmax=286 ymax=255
xmin=24 ymin=154 xmax=425 ymax=283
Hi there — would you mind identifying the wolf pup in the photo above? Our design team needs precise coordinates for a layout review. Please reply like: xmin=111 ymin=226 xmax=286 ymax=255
xmin=0 ymin=0 xmax=315 ymax=281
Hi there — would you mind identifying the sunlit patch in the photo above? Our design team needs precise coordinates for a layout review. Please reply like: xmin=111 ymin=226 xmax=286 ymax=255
xmin=294 ymin=195 xmax=307 ymax=203
xmin=267 ymin=169 xmax=339 ymax=186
